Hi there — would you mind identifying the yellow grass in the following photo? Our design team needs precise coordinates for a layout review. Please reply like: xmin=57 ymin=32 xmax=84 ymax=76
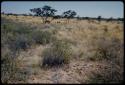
xmin=1 ymin=14 xmax=123 ymax=84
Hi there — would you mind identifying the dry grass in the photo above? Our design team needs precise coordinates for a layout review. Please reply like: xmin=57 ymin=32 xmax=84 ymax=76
xmin=1 ymin=14 xmax=124 ymax=84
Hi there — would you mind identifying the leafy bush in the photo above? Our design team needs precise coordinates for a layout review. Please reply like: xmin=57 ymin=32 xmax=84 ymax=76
xmin=31 ymin=31 xmax=53 ymax=45
xmin=42 ymin=40 xmax=72 ymax=67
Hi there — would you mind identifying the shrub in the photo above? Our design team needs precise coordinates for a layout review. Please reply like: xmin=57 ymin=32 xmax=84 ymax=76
xmin=1 ymin=47 xmax=18 ymax=83
xmin=1 ymin=24 xmax=16 ymax=34
xmin=89 ymin=37 xmax=123 ymax=61
xmin=13 ymin=27 xmax=32 ymax=35
xmin=1 ymin=47 xmax=28 ymax=83
xmin=51 ymin=29 xmax=58 ymax=34
xmin=87 ymin=63 xmax=123 ymax=83
xmin=31 ymin=31 xmax=53 ymax=45
xmin=88 ymin=37 xmax=123 ymax=83
xmin=42 ymin=40 xmax=72 ymax=67
xmin=1 ymin=22 xmax=32 ymax=36
xmin=9 ymin=34 xmax=33 ymax=51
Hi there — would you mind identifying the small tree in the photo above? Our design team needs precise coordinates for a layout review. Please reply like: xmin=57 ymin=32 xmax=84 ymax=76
xmin=97 ymin=16 xmax=101 ymax=23
xmin=30 ymin=5 xmax=57 ymax=23
xmin=107 ymin=17 xmax=113 ymax=22
xmin=62 ymin=10 xmax=77 ymax=23
xmin=53 ymin=15 xmax=61 ymax=19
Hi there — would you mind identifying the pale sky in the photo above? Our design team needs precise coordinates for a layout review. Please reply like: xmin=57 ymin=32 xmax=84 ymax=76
xmin=1 ymin=1 xmax=124 ymax=18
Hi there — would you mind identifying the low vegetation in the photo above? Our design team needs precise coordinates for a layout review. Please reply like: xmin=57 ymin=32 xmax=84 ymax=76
xmin=1 ymin=14 xmax=123 ymax=84
xmin=42 ymin=40 xmax=72 ymax=67
xmin=31 ymin=30 xmax=53 ymax=45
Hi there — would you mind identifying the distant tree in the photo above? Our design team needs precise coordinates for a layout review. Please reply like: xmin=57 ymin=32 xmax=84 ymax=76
xmin=97 ymin=16 xmax=101 ymax=23
xmin=107 ymin=17 xmax=113 ymax=22
xmin=62 ymin=10 xmax=77 ymax=23
xmin=117 ymin=18 xmax=123 ymax=21
xmin=22 ymin=13 xmax=28 ymax=16
xmin=30 ymin=5 xmax=57 ymax=23
xmin=53 ymin=15 xmax=61 ymax=19
xmin=28 ymin=13 xmax=32 ymax=16
xmin=62 ymin=10 xmax=77 ymax=19
xmin=83 ymin=17 xmax=89 ymax=20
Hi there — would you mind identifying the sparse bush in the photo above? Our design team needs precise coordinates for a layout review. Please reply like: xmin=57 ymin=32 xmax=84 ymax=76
xmin=31 ymin=31 xmax=53 ymax=45
xmin=1 ymin=20 xmax=34 ymax=51
xmin=102 ymin=25 xmax=108 ymax=32
xmin=51 ymin=29 xmax=58 ymax=34
xmin=9 ymin=34 xmax=33 ymax=51
xmin=87 ymin=63 xmax=123 ymax=83
xmin=1 ymin=47 xmax=28 ymax=83
xmin=1 ymin=19 xmax=30 ymax=83
xmin=1 ymin=47 xmax=18 ymax=83
xmin=1 ymin=20 xmax=32 ymax=36
xmin=88 ymin=37 xmax=123 ymax=83
xmin=89 ymin=37 xmax=123 ymax=61
xmin=13 ymin=27 xmax=32 ymax=35
xmin=1 ymin=25 xmax=33 ymax=52
xmin=42 ymin=40 xmax=72 ymax=67
xmin=1 ymin=23 xmax=16 ymax=34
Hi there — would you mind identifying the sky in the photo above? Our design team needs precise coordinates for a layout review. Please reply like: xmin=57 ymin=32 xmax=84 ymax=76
xmin=1 ymin=1 xmax=124 ymax=18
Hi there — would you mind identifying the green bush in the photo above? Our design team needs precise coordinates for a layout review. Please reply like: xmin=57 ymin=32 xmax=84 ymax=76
xmin=42 ymin=40 xmax=72 ymax=67
xmin=31 ymin=31 xmax=53 ymax=45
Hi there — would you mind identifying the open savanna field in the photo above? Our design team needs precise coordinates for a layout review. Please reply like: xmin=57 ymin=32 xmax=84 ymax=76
xmin=1 ymin=14 xmax=124 ymax=84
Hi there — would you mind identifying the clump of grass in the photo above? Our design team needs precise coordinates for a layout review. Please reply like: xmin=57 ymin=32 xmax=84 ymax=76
xmin=42 ymin=40 xmax=72 ymax=67
xmin=51 ymin=29 xmax=58 ymax=34
xmin=1 ymin=23 xmax=32 ymax=35
xmin=89 ymin=37 xmax=123 ymax=61
xmin=9 ymin=34 xmax=33 ymax=52
xmin=1 ymin=17 xmax=33 ymax=83
xmin=1 ymin=21 xmax=33 ymax=51
xmin=31 ymin=30 xmax=53 ymax=45
xmin=87 ymin=64 xmax=123 ymax=84
xmin=1 ymin=47 xmax=14 ymax=83
xmin=87 ymin=37 xmax=123 ymax=83
xmin=1 ymin=47 xmax=28 ymax=83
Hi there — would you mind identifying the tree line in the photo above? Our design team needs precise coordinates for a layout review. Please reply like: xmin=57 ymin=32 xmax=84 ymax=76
xmin=1 ymin=5 xmax=124 ymax=23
